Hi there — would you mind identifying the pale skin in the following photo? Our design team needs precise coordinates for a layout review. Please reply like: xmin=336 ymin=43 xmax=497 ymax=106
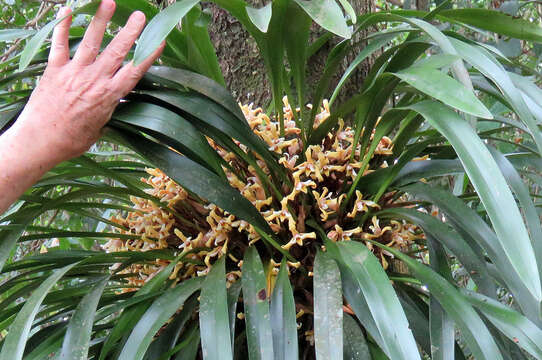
xmin=0 ymin=0 xmax=165 ymax=214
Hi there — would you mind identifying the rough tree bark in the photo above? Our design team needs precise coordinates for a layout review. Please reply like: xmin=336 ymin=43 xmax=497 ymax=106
xmin=202 ymin=0 xmax=376 ymax=106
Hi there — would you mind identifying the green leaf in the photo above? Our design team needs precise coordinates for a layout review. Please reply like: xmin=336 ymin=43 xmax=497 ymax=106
xmin=270 ymin=260 xmax=298 ymax=360
xmin=134 ymin=0 xmax=201 ymax=65
xmin=345 ymin=108 xmax=405 ymax=206
xmin=509 ymin=72 xmax=542 ymax=113
xmin=439 ymin=9 xmax=542 ymax=42
xmin=117 ymin=277 xmax=203 ymax=360
xmin=78 ymin=0 xmax=189 ymax=68
xmin=18 ymin=19 xmax=60 ymax=72
xmin=0 ymin=262 xmax=78 ymax=360
xmin=135 ymin=89 xmax=286 ymax=182
xmin=181 ymin=7 xmax=225 ymax=85
xmin=24 ymin=324 xmax=66 ymax=360
xmin=242 ymin=247 xmax=274 ymax=360
xmin=98 ymin=254 xmax=190 ymax=360
xmin=112 ymin=102 xmax=223 ymax=175
xmin=256 ymin=0 xmax=288 ymax=138
xmin=448 ymin=38 xmax=542 ymax=155
xmin=338 ymin=0 xmax=356 ymax=23
xmin=343 ymin=314 xmax=371 ymax=360
xmin=378 ymin=207 xmax=495 ymax=298
xmin=413 ymin=53 xmax=461 ymax=68
xmin=407 ymin=100 xmax=542 ymax=303
xmin=0 ymin=29 xmax=36 ymax=42
xmin=356 ymin=14 xmax=472 ymax=89
xmin=394 ymin=67 xmax=492 ymax=119
xmin=330 ymin=33 xmax=399 ymax=105
xmin=173 ymin=324 xmax=200 ymax=360
xmin=284 ymin=1 xmax=312 ymax=133
xmin=146 ymin=296 xmax=198 ymax=359
xmin=199 ymin=256 xmax=232 ymax=360
xmin=313 ymin=251 xmax=343 ymax=360
xmin=427 ymin=238 xmax=455 ymax=360
xmin=463 ymin=290 xmax=542 ymax=359
xmin=322 ymin=237 xmax=420 ymax=360
xmin=0 ymin=103 xmax=24 ymax=131
xmin=227 ymin=280 xmax=242 ymax=350
xmin=371 ymin=242 xmax=504 ymax=360
xmin=59 ymin=276 xmax=109 ymax=360
xmin=17 ymin=0 xmax=102 ymax=71
xmin=293 ymin=0 xmax=351 ymax=38
xmin=246 ymin=3 xmax=273 ymax=33
xmin=145 ymin=66 xmax=244 ymax=122
xmin=0 ymin=210 xmax=37 ymax=271
xmin=307 ymin=39 xmax=350 ymax=135
xmin=488 ymin=146 xmax=542 ymax=282
xmin=395 ymin=290 xmax=431 ymax=357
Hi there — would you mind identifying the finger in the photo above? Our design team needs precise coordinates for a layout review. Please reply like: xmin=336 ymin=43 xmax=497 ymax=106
xmin=96 ymin=11 xmax=146 ymax=76
xmin=73 ymin=0 xmax=116 ymax=65
xmin=112 ymin=41 xmax=165 ymax=96
xmin=48 ymin=7 xmax=73 ymax=66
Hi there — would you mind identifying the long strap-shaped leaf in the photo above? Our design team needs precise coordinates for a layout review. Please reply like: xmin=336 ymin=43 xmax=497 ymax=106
xmin=293 ymin=0 xmax=351 ymax=38
xmin=438 ymin=8 xmax=542 ymax=42
xmin=330 ymin=33 xmax=400 ymax=106
xmin=0 ymin=262 xmax=78 ymax=360
xmin=393 ymin=67 xmax=492 ymax=119
xmin=199 ymin=256 xmax=233 ymax=360
xmin=24 ymin=324 xmax=66 ymax=360
xmin=370 ymin=241 xmax=503 ymax=360
xmin=134 ymin=89 xmax=287 ymax=183
xmin=133 ymin=0 xmax=200 ymax=65
xmin=58 ymin=275 xmax=109 ymax=360
xmin=270 ymin=260 xmax=298 ymax=360
xmin=242 ymin=247 xmax=274 ymax=360
xmin=0 ymin=29 xmax=35 ymax=42
xmin=401 ymin=182 xmax=541 ymax=322
xmin=117 ymin=277 xmax=203 ymax=360
xmin=407 ymin=100 xmax=542 ymax=303
xmin=448 ymin=38 xmax=542 ymax=155
xmin=145 ymin=66 xmax=243 ymax=121
xmin=488 ymin=146 xmax=542 ymax=274
xmin=321 ymin=237 xmax=420 ymax=360
xmin=98 ymin=254 xmax=184 ymax=360
xmin=378 ymin=207 xmax=495 ymax=297
xmin=427 ymin=237 xmax=455 ymax=360
xmin=145 ymin=296 xmax=198 ymax=359
xmin=356 ymin=14 xmax=472 ymax=89
xmin=343 ymin=314 xmax=371 ymax=360
xmin=112 ymin=102 xmax=223 ymax=175
xmin=313 ymin=251 xmax=343 ymax=360
xmin=223 ymin=282 xmax=241 ymax=351
xmin=463 ymin=290 xmax=542 ymax=359
xmin=0 ymin=208 xmax=37 ymax=271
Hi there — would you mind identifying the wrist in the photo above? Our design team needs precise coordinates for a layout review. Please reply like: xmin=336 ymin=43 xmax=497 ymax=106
xmin=5 ymin=110 xmax=66 ymax=170
xmin=0 ymin=111 xmax=63 ymax=213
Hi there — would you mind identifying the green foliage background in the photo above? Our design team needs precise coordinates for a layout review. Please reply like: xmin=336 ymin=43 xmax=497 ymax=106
xmin=2 ymin=0 xmax=542 ymax=359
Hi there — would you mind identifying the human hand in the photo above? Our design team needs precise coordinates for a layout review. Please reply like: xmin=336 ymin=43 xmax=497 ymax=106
xmin=14 ymin=0 xmax=165 ymax=164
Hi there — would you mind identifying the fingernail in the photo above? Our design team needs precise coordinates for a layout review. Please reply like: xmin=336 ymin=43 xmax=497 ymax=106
xmin=133 ymin=11 xmax=145 ymax=23
xmin=103 ymin=0 xmax=115 ymax=10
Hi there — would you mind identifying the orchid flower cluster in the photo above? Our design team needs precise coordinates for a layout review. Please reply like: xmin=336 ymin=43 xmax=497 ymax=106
xmin=104 ymin=98 xmax=423 ymax=290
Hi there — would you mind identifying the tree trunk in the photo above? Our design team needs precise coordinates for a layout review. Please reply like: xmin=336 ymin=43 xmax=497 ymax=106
xmin=203 ymin=0 xmax=376 ymax=106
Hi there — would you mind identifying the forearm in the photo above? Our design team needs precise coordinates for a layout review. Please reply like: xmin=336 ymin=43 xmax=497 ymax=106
xmin=0 ymin=119 xmax=61 ymax=214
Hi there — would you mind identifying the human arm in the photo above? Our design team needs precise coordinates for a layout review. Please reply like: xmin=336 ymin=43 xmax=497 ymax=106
xmin=0 ymin=0 xmax=164 ymax=214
